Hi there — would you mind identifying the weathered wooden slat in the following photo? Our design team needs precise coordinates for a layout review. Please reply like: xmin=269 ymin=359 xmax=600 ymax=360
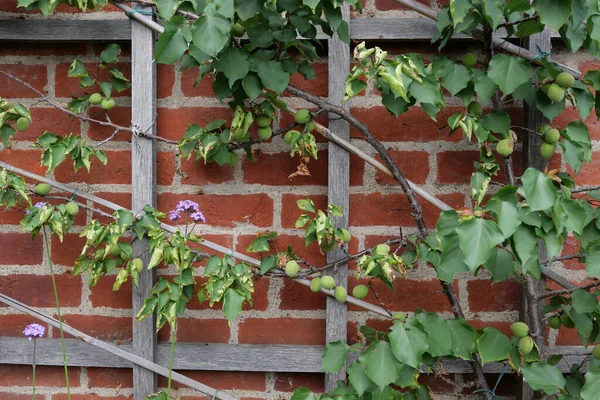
xmin=130 ymin=4 xmax=158 ymax=399
xmin=0 ymin=337 xmax=590 ymax=374
xmin=0 ymin=18 xmax=561 ymax=42
xmin=325 ymin=3 xmax=351 ymax=392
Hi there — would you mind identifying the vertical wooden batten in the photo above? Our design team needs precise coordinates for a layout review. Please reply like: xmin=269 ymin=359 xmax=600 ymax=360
xmin=130 ymin=4 xmax=158 ymax=399
xmin=325 ymin=4 xmax=351 ymax=391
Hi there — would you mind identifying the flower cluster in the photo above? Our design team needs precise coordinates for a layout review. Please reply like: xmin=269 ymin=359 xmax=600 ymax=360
xmin=23 ymin=323 xmax=45 ymax=340
xmin=25 ymin=202 xmax=48 ymax=215
xmin=168 ymin=200 xmax=206 ymax=223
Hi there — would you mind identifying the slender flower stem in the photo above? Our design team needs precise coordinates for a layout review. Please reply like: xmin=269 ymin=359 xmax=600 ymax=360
xmin=31 ymin=338 xmax=37 ymax=400
xmin=43 ymin=227 xmax=71 ymax=400
xmin=167 ymin=327 xmax=176 ymax=398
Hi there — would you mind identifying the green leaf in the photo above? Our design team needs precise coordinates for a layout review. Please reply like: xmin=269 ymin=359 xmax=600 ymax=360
xmin=474 ymin=74 xmax=497 ymax=103
xmin=364 ymin=341 xmax=401 ymax=390
xmin=257 ymin=61 xmax=290 ymax=95
xmin=191 ymin=14 xmax=231 ymax=57
xmin=450 ymin=0 xmax=471 ymax=25
xmin=520 ymin=168 xmax=558 ymax=212
xmin=477 ymin=327 xmax=511 ymax=365
xmin=1 ymin=125 xmax=17 ymax=148
xmin=482 ymin=0 xmax=504 ymax=30
xmin=234 ymin=0 xmax=263 ymax=20
xmin=521 ymin=362 xmax=566 ymax=394
xmin=447 ymin=318 xmax=476 ymax=360
xmin=484 ymin=247 xmax=515 ymax=282
xmin=532 ymin=0 xmax=573 ymax=30
xmin=571 ymin=289 xmax=598 ymax=313
xmin=389 ymin=322 xmax=429 ymax=369
xmin=573 ymin=87 xmax=594 ymax=120
xmin=487 ymin=55 xmax=532 ymax=95
xmin=414 ymin=313 xmax=452 ymax=357
xmin=561 ymin=199 xmax=586 ymax=235
xmin=155 ymin=0 xmax=181 ymax=19
xmin=455 ymin=218 xmax=505 ymax=272
xmin=322 ymin=341 xmax=350 ymax=373
xmin=242 ymin=73 xmax=262 ymax=101
xmin=581 ymin=369 xmax=600 ymax=400
xmin=486 ymin=199 xmax=521 ymax=239
xmin=290 ymin=388 xmax=318 ymax=400
xmin=99 ymin=44 xmax=120 ymax=65
xmin=214 ymin=47 xmax=249 ymax=87
xmin=480 ymin=110 xmax=510 ymax=135
xmin=223 ymin=289 xmax=244 ymax=322
xmin=347 ymin=361 xmax=374 ymax=397
xmin=586 ymin=242 xmax=600 ymax=278
xmin=439 ymin=61 xmax=471 ymax=96
xmin=155 ymin=19 xmax=188 ymax=64
xmin=436 ymin=233 xmax=470 ymax=282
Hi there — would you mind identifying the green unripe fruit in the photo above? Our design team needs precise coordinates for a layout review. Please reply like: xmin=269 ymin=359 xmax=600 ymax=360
xmin=518 ymin=336 xmax=534 ymax=355
xmin=321 ymin=275 xmax=336 ymax=290
xmin=258 ymin=126 xmax=272 ymax=140
xmin=101 ymin=98 xmax=115 ymax=111
xmin=334 ymin=286 xmax=347 ymax=303
xmin=65 ymin=202 xmax=79 ymax=216
xmin=467 ymin=101 xmax=483 ymax=117
xmin=310 ymin=277 xmax=322 ymax=292
xmin=352 ymin=284 xmax=369 ymax=299
xmin=392 ymin=312 xmax=406 ymax=321
xmin=496 ymin=139 xmax=514 ymax=157
xmin=228 ymin=152 xmax=239 ymax=166
xmin=34 ymin=183 xmax=51 ymax=196
xmin=16 ymin=117 xmax=30 ymax=132
xmin=285 ymin=260 xmax=300 ymax=277
xmin=256 ymin=114 xmax=271 ymax=128
xmin=544 ymin=128 xmax=560 ymax=144
xmin=560 ymin=313 xmax=575 ymax=329
xmin=294 ymin=109 xmax=311 ymax=125
xmin=548 ymin=316 xmax=561 ymax=329
xmin=510 ymin=322 xmax=529 ymax=337
xmin=305 ymin=120 xmax=315 ymax=132
xmin=462 ymin=52 xmax=477 ymax=68
xmin=593 ymin=344 xmax=600 ymax=360
xmin=373 ymin=243 xmax=391 ymax=255
xmin=556 ymin=72 xmax=575 ymax=89
xmin=539 ymin=124 xmax=551 ymax=134
xmin=89 ymin=93 xmax=103 ymax=105
xmin=547 ymin=83 xmax=565 ymax=103
xmin=132 ymin=257 xmax=144 ymax=271
xmin=540 ymin=142 xmax=556 ymax=160
xmin=231 ymin=22 xmax=245 ymax=38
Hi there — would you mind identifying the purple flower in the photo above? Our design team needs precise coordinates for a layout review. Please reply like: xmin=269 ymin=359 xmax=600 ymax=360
xmin=23 ymin=323 xmax=45 ymax=340
xmin=175 ymin=200 xmax=200 ymax=213
xmin=168 ymin=210 xmax=181 ymax=221
xmin=25 ymin=202 xmax=48 ymax=215
xmin=190 ymin=211 xmax=206 ymax=223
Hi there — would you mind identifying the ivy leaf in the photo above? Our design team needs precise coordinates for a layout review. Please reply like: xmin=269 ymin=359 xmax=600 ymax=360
xmin=447 ymin=318 xmax=476 ymax=360
xmin=532 ymin=0 xmax=573 ymax=30
xmin=581 ymin=369 xmax=600 ymax=400
xmin=521 ymin=362 xmax=566 ymax=394
xmin=364 ymin=341 xmax=401 ymax=390
xmin=213 ymin=47 xmax=249 ymax=87
xmin=322 ymin=341 xmax=350 ymax=373
xmin=477 ymin=327 xmax=511 ymax=365
xmin=347 ymin=361 xmax=374 ymax=397
xmin=520 ymin=168 xmax=558 ymax=212
xmin=455 ymin=218 xmax=505 ymax=272
xmin=191 ymin=14 xmax=231 ymax=57
xmin=257 ymin=61 xmax=290 ymax=95
xmin=222 ymin=288 xmax=244 ymax=322
xmin=155 ymin=18 xmax=188 ymax=64
xmin=389 ymin=322 xmax=429 ymax=369
xmin=439 ymin=61 xmax=470 ymax=96
xmin=571 ymin=289 xmax=598 ymax=313
xmin=487 ymin=55 xmax=532 ymax=96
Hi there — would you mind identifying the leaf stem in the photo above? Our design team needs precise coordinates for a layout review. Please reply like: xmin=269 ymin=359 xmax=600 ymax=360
xmin=167 ymin=327 xmax=176 ymax=398
xmin=31 ymin=338 xmax=37 ymax=400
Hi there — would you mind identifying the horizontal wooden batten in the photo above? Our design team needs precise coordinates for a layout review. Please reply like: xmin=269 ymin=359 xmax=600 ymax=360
xmin=0 ymin=18 xmax=560 ymax=42
xmin=0 ymin=337 xmax=590 ymax=373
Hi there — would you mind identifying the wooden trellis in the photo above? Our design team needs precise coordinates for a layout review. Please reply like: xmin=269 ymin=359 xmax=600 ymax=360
xmin=0 ymin=8 xmax=587 ymax=400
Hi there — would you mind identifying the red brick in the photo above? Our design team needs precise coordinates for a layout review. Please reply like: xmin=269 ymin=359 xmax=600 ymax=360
xmin=0 ymin=314 xmax=48 ymax=337
xmin=157 ymin=371 xmax=266 ymax=391
xmin=0 ymin=149 xmax=46 ymax=181
xmin=11 ymin=108 xmax=80 ymax=141
xmin=157 ymin=193 xmax=273 ymax=227
xmin=87 ymin=367 xmax=133 ymax=389
xmin=555 ymin=325 xmax=589 ymax=346
xmin=274 ymin=372 xmax=324 ymax=392
xmin=92 ymin=192 xmax=131 ymax=223
xmin=375 ymin=151 xmax=430 ymax=185
xmin=0 ymin=233 xmax=43 ymax=265
xmin=157 ymin=107 xmax=233 ymax=141
xmin=89 ymin=276 xmax=132 ymax=309
xmin=156 ymin=318 xmax=230 ymax=343
xmin=55 ymin=150 xmax=131 ymax=184
xmin=561 ymin=236 xmax=585 ymax=270
xmin=0 ymin=394 xmax=31 ymax=400
xmin=51 ymin=233 xmax=86 ymax=266
xmin=157 ymin=64 xmax=176 ymax=98
xmin=350 ymin=106 xmax=463 ymax=142
xmin=281 ymin=194 xmax=328 ymax=229
xmin=348 ymin=278 xmax=453 ymax=313
xmin=53 ymin=315 xmax=131 ymax=341
xmin=189 ymin=233 xmax=234 ymax=259
xmin=243 ymin=151 xmax=364 ymax=186
xmin=572 ymin=152 xmax=600 ymax=185
xmin=0 ymin=365 xmax=80 ymax=387
xmin=349 ymin=192 xmax=465 ymax=228
xmin=280 ymin=279 xmax=326 ymax=310
xmin=237 ymin=234 xmax=327 ymax=266
xmin=0 ymin=203 xmax=28 ymax=225
xmin=238 ymin=318 xmax=326 ymax=345
xmin=285 ymin=63 xmax=328 ymax=97
xmin=157 ymin=152 xmax=176 ymax=186
xmin=375 ymin=0 xmax=447 ymax=11
xmin=554 ymin=107 xmax=600 ymax=141
xmin=467 ymin=280 xmax=521 ymax=312
xmin=181 ymin=68 xmax=216 ymax=97
xmin=179 ymin=156 xmax=235 ymax=185
xmin=87 ymin=106 xmax=132 ymax=142
xmin=364 ymin=235 xmax=405 ymax=251
xmin=0 ymin=65 xmax=47 ymax=98
xmin=55 ymin=62 xmax=131 ymax=98
xmin=0 ymin=274 xmax=81 ymax=307
xmin=0 ymin=43 xmax=87 ymax=56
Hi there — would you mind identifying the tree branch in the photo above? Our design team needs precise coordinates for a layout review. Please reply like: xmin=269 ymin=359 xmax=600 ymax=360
xmin=537 ymin=280 xmax=600 ymax=300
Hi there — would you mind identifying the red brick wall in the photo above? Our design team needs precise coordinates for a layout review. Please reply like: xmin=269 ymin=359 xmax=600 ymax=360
xmin=0 ymin=2 xmax=597 ymax=398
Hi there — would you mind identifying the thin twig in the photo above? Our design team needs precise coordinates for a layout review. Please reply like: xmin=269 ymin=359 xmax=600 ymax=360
xmin=572 ymin=185 xmax=600 ymax=193
xmin=368 ymin=281 xmax=393 ymax=317
xmin=498 ymin=14 xmax=539 ymax=29
xmin=537 ymin=280 xmax=600 ymax=300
